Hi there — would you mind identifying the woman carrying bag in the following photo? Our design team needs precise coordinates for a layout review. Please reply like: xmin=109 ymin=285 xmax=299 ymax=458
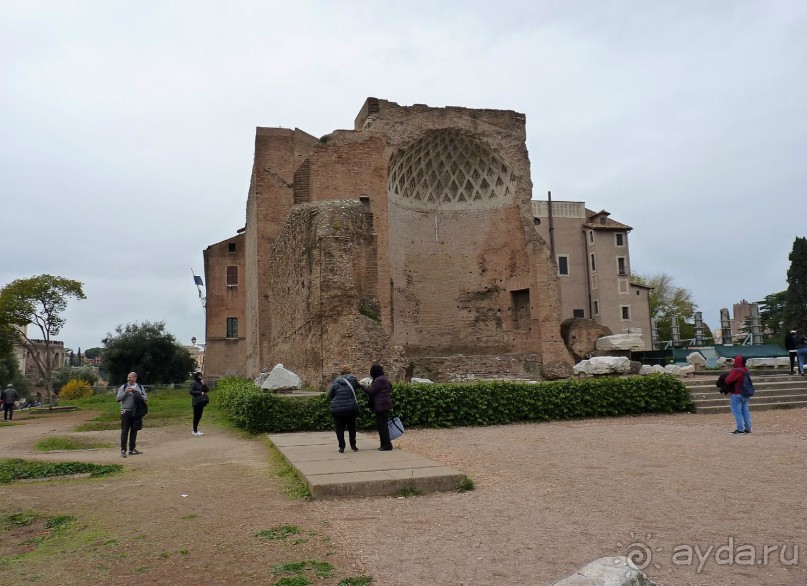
xmin=189 ymin=372 xmax=210 ymax=437
xmin=364 ymin=363 xmax=393 ymax=451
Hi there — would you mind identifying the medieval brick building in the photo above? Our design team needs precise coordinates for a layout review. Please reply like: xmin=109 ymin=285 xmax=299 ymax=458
xmin=204 ymin=98 xmax=593 ymax=386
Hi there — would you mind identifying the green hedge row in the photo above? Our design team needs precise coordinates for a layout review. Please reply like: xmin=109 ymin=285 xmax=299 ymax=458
xmin=216 ymin=373 xmax=693 ymax=434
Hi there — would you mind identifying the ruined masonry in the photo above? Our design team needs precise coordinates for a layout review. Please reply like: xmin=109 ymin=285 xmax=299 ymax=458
xmin=203 ymin=98 xmax=576 ymax=387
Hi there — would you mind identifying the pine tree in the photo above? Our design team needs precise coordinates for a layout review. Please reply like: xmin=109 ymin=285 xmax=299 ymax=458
xmin=783 ymin=236 xmax=807 ymax=332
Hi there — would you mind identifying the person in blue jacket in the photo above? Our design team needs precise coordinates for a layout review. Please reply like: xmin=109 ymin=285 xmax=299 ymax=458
xmin=328 ymin=366 xmax=364 ymax=453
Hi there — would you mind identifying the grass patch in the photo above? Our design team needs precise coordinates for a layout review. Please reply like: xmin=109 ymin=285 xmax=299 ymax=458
xmin=62 ymin=387 xmax=226 ymax=432
xmin=1 ymin=512 xmax=38 ymax=531
xmin=394 ymin=487 xmax=422 ymax=498
xmin=35 ymin=436 xmax=113 ymax=451
xmin=0 ymin=459 xmax=122 ymax=484
xmin=272 ymin=559 xmax=333 ymax=579
xmin=339 ymin=577 xmax=373 ymax=586
xmin=256 ymin=524 xmax=302 ymax=541
xmin=458 ymin=476 xmax=475 ymax=492
xmin=267 ymin=441 xmax=312 ymax=500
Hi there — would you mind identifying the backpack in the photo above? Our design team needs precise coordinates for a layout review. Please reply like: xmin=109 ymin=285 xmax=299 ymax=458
xmin=740 ymin=372 xmax=756 ymax=397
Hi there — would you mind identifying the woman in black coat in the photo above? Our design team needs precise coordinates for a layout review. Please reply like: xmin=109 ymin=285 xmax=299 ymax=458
xmin=328 ymin=366 xmax=363 ymax=453
xmin=364 ymin=363 xmax=393 ymax=451
xmin=189 ymin=373 xmax=209 ymax=437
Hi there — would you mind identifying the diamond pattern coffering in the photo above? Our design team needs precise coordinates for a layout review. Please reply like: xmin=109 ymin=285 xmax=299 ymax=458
xmin=388 ymin=129 xmax=514 ymax=210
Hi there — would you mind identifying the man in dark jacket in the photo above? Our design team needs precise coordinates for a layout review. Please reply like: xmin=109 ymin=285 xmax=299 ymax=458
xmin=724 ymin=355 xmax=751 ymax=434
xmin=1 ymin=384 xmax=19 ymax=420
xmin=115 ymin=372 xmax=147 ymax=457
xmin=784 ymin=330 xmax=801 ymax=375
xmin=328 ymin=366 xmax=363 ymax=453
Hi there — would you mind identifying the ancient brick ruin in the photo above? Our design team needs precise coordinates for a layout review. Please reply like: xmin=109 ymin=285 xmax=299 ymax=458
xmin=204 ymin=98 xmax=576 ymax=386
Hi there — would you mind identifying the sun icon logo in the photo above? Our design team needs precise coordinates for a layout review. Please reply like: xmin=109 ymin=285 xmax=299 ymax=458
xmin=616 ymin=531 xmax=663 ymax=570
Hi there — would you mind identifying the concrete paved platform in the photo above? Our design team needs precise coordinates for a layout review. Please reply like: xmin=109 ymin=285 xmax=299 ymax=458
xmin=268 ymin=431 xmax=467 ymax=498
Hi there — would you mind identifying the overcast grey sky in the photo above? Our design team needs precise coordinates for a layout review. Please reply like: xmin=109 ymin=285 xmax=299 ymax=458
xmin=2 ymin=1 xmax=804 ymax=352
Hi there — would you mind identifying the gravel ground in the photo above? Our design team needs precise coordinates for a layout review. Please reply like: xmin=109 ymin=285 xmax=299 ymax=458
xmin=3 ymin=407 xmax=806 ymax=585
xmin=319 ymin=408 xmax=807 ymax=585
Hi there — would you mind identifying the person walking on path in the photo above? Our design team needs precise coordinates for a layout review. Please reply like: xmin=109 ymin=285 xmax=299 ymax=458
xmin=1 ymin=384 xmax=19 ymax=421
xmin=785 ymin=329 xmax=802 ymax=375
xmin=328 ymin=366 xmax=363 ymax=453
xmin=724 ymin=355 xmax=752 ymax=434
xmin=189 ymin=372 xmax=209 ymax=436
xmin=364 ymin=363 xmax=393 ymax=451
xmin=116 ymin=372 xmax=147 ymax=457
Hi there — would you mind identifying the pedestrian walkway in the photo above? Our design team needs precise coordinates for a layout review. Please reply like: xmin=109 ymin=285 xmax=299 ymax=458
xmin=268 ymin=431 xmax=467 ymax=498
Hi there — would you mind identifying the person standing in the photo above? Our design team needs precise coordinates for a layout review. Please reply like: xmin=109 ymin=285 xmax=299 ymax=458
xmin=116 ymin=372 xmax=147 ymax=457
xmin=784 ymin=330 xmax=801 ymax=375
xmin=364 ymin=363 xmax=393 ymax=451
xmin=724 ymin=355 xmax=752 ymax=434
xmin=189 ymin=372 xmax=209 ymax=436
xmin=328 ymin=366 xmax=362 ymax=453
xmin=1 ymin=384 xmax=19 ymax=421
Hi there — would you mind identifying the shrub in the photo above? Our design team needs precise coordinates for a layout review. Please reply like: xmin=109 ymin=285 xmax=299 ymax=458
xmin=59 ymin=379 xmax=94 ymax=400
xmin=217 ymin=373 xmax=692 ymax=434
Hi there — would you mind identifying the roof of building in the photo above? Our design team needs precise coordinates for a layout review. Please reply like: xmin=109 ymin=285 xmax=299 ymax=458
xmin=583 ymin=208 xmax=633 ymax=231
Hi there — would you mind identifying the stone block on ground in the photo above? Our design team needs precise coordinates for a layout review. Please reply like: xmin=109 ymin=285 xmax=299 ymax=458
xmin=573 ymin=356 xmax=631 ymax=376
xmin=595 ymin=333 xmax=645 ymax=352
xmin=262 ymin=364 xmax=302 ymax=392
xmin=552 ymin=556 xmax=657 ymax=585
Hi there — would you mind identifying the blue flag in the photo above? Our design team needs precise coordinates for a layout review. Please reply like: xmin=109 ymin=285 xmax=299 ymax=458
xmin=194 ymin=275 xmax=204 ymax=286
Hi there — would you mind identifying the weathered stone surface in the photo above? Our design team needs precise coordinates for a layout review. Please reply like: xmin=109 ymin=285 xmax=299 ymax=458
xmin=639 ymin=364 xmax=666 ymax=375
xmin=552 ymin=556 xmax=657 ymax=585
xmin=561 ymin=318 xmax=613 ymax=362
xmin=411 ymin=377 xmax=434 ymax=384
xmin=628 ymin=360 xmax=643 ymax=375
xmin=686 ymin=352 xmax=707 ymax=368
xmin=595 ymin=333 xmax=645 ymax=352
xmin=262 ymin=364 xmax=302 ymax=391
xmin=254 ymin=371 xmax=270 ymax=387
xmin=747 ymin=357 xmax=776 ymax=368
xmin=573 ymin=356 xmax=631 ymax=376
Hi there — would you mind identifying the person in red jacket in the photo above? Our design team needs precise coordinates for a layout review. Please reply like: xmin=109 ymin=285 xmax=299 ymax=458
xmin=724 ymin=355 xmax=751 ymax=434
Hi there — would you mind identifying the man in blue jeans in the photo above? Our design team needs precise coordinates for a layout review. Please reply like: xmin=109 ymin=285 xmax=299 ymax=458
xmin=724 ymin=355 xmax=751 ymax=434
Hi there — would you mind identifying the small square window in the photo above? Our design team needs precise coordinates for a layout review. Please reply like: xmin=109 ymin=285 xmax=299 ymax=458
xmin=573 ymin=309 xmax=585 ymax=318
xmin=621 ymin=306 xmax=631 ymax=320
xmin=228 ymin=242 xmax=236 ymax=253
xmin=615 ymin=233 xmax=625 ymax=247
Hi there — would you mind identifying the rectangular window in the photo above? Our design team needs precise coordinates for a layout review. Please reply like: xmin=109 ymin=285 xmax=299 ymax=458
xmin=593 ymin=300 xmax=600 ymax=316
xmin=621 ymin=305 xmax=631 ymax=321
xmin=615 ymin=233 xmax=625 ymax=247
xmin=226 ymin=266 xmax=238 ymax=286
xmin=617 ymin=257 xmax=627 ymax=276
xmin=591 ymin=273 xmax=598 ymax=290
xmin=590 ymin=253 xmax=596 ymax=271
xmin=226 ymin=317 xmax=238 ymax=338
xmin=557 ymin=255 xmax=569 ymax=276
xmin=588 ymin=230 xmax=594 ymax=244
xmin=228 ymin=242 xmax=236 ymax=253
xmin=573 ymin=309 xmax=585 ymax=318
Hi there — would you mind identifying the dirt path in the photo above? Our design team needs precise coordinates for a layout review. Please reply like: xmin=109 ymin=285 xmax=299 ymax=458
xmin=2 ymin=408 xmax=807 ymax=585
xmin=0 ymin=411 xmax=365 ymax=585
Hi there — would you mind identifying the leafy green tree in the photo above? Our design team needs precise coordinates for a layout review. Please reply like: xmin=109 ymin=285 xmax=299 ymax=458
xmin=84 ymin=347 xmax=102 ymax=360
xmin=101 ymin=321 xmax=195 ymax=385
xmin=0 ymin=275 xmax=86 ymax=403
xmin=783 ymin=237 xmax=807 ymax=333
xmin=51 ymin=366 xmax=100 ymax=395
xmin=756 ymin=290 xmax=787 ymax=345
xmin=632 ymin=273 xmax=698 ymax=345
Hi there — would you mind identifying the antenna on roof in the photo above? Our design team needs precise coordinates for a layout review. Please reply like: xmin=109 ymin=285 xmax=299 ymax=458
xmin=191 ymin=269 xmax=206 ymax=312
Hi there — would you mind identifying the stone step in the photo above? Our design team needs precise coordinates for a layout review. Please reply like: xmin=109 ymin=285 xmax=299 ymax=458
xmin=692 ymin=393 xmax=807 ymax=408
xmin=693 ymin=401 xmax=807 ymax=415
